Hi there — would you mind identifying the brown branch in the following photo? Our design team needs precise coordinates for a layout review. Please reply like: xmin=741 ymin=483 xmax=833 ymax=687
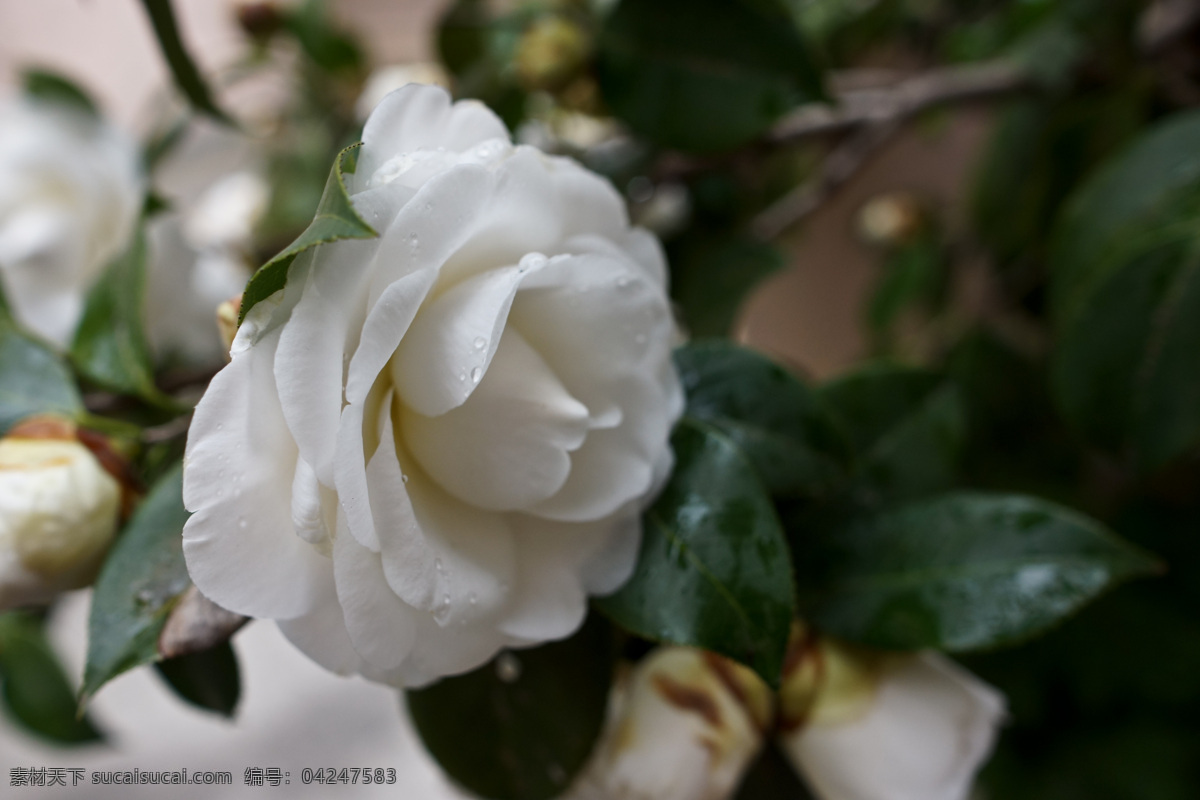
xmin=750 ymin=60 xmax=1030 ymax=239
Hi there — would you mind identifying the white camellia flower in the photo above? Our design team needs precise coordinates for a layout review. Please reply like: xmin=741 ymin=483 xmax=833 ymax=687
xmin=182 ymin=85 xmax=682 ymax=686
xmin=0 ymin=98 xmax=142 ymax=347
xmin=0 ymin=418 xmax=122 ymax=610
xmin=564 ymin=647 xmax=771 ymax=800
xmin=778 ymin=634 xmax=1006 ymax=800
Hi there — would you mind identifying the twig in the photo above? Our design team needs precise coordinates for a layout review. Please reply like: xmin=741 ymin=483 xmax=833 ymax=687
xmin=750 ymin=60 xmax=1030 ymax=239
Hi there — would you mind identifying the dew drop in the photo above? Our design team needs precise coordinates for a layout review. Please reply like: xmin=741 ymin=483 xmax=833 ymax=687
xmin=434 ymin=557 xmax=444 ymax=574
xmin=495 ymin=652 xmax=522 ymax=683
xmin=401 ymin=473 xmax=409 ymax=484
xmin=470 ymin=367 xmax=482 ymax=383
xmin=237 ymin=517 xmax=248 ymax=530
xmin=473 ymin=336 xmax=487 ymax=350
xmin=467 ymin=592 xmax=477 ymax=606
xmin=135 ymin=589 xmax=155 ymax=605
xmin=518 ymin=252 xmax=547 ymax=272
xmin=458 ymin=369 xmax=467 ymax=382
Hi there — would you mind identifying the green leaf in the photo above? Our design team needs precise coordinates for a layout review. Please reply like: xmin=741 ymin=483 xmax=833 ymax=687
xmin=1049 ymin=110 xmax=1200 ymax=468
xmin=155 ymin=642 xmax=240 ymax=717
xmin=674 ymin=340 xmax=847 ymax=496
xmin=866 ymin=235 xmax=948 ymax=335
xmin=82 ymin=463 xmax=191 ymax=701
xmin=21 ymin=68 xmax=98 ymax=117
xmin=817 ymin=365 xmax=966 ymax=502
xmin=0 ymin=613 xmax=102 ymax=744
xmin=282 ymin=0 xmax=364 ymax=74
xmin=138 ymin=0 xmax=234 ymax=124
xmin=670 ymin=234 xmax=786 ymax=337
xmin=597 ymin=0 xmax=825 ymax=153
xmin=407 ymin=614 xmax=614 ymax=800
xmin=596 ymin=418 xmax=795 ymax=686
xmin=792 ymin=492 xmax=1161 ymax=651
xmin=70 ymin=230 xmax=179 ymax=409
xmin=239 ymin=143 xmax=377 ymax=323
xmin=0 ymin=321 xmax=83 ymax=437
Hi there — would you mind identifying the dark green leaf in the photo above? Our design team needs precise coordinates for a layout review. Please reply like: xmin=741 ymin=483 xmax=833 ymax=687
xmin=596 ymin=418 xmax=795 ymax=686
xmin=793 ymin=492 xmax=1160 ymax=651
xmin=1049 ymin=110 xmax=1200 ymax=468
xmin=138 ymin=0 xmax=233 ymax=124
xmin=240 ymin=143 xmax=377 ymax=323
xmin=407 ymin=614 xmax=614 ymax=800
xmin=866 ymin=235 xmax=948 ymax=334
xmin=21 ymin=69 xmax=98 ymax=117
xmin=597 ymin=0 xmax=824 ymax=153
xmin=675 ymin=340 xmax=847 ymax=496
xmin=155 ymin=642 xmax=240 ymax=717
xmin=817 ymin=365 xmax=966 ymax=502
xmin=0 ymin=321 xmax=83 ymax=437
xmin=82 ymin=463 xmax=191 ymax=700
xmin=0 ymin=613 xmax=102 ymax=744
xmin=671 ymin=234 xmax=786 ymax=337
xmin=282 ymin=0 xmax=364 ymax=74
xmin=70 ymin=230 xmax=178 ymax=408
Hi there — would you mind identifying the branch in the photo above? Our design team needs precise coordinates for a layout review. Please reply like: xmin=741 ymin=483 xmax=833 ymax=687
xmin=750 ymin=60 xmax=1030 ymax=239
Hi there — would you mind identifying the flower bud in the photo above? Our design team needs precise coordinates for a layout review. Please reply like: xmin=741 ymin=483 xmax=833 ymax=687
xmin=777 ymin=627 xmax=1006 ymax=800
xmin=216 ymin=294 xmax=242 ymax=359
xmin=515 ymin=16 xmax=591 ymax=93
xmin=0 ymin=417 xmax=122 ymax=610
xmin=564 ymin=647 xmax=771 ymax=800
xmin=856 ymin=191 xmax=926 ymax=248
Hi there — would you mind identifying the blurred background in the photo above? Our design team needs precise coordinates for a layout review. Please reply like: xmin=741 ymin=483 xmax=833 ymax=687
xmin=2 ymin=1 xmax=1199 ymax=798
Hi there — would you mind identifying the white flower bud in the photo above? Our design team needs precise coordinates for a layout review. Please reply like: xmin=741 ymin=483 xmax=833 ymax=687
xmin=564 ymin=647 xmax=771 ymax=800
xmin=0 ymin=422 xmax=122 ymax=610
xmin=778 ymin=631 xmax=1006 ymax=800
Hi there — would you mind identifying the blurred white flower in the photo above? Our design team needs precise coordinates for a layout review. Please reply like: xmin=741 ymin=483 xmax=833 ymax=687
xmin=182 ymin=85 xmax=682 ymax=686
xmin=0 ymin=98 xmax=142 ymax=347
xmin=778 ymin=634 xmax=1006 ymax=800
xmin=0 ymin=418 xmax=122 ymax=610
xmin=145 ymin=122 xmax=269 ymax=364
xmin=564 ymin=647 xmax=771 ymax=800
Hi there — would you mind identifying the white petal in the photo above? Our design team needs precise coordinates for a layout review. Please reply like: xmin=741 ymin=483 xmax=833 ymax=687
xmin=275 ymin=573 xmax=363 ymax=676
xmin=783 ymin=653 xmax=1006 ymax=800
xmin=182 ymin=326 xmax=329 ymax=619
xmin=364 ymin=163 xmax=494 ymax=309
xmin=274 ymin=236 xmax=378 ymax=486
xmin=401 ymin=329 xmax=590 ymax=511
xmin=332 ymin=512 xmax=419 ymax=670
xmin=369 ymin=412 xmax=441 ymax=610
xmin=496 ymin=517 xmax=591 ymax=642
xmin=357 ymin=85 xmax=507 ymax=184
xmin=391 ymin=263 xmax=531 ymax=417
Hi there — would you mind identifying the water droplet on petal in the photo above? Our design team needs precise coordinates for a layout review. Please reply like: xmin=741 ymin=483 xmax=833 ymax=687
xmin=238 ymin=517 xmax=248 ymax=530
xmin=401 ymin=473 xmax=409 ymax=484
xmin=495 ymin=652 xmax=522 ymax=683
xmin=470 ymin=367 xmax=482 ymax=383
xmin=518 ymin=252 xmax=547 ymax=272
xmin=467 ymin=592 xmax=477 ymax=606
xmin=473 ymin=336 xmax=487 ymax=350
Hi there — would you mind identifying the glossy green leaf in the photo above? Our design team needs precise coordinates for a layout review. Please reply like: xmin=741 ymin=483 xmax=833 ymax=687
xmin=675 ymin=340 xmax=846 ymax=496
xmin=1049 ymin=110 xmax=1200 ymax=468
xmin=82 ymin=464 xmax=191 ymax=701
xmin=155 ymin=642 xmax=240 ymax=717
xmin=671 ymin=234 xmax=786 ymax=337
xmin=407 ymin=614 xmax=614 ymax=800
xmin=21 ymin=68 xmax=98 ymax=117
xmin=596 ymin=418 xmax=795 ymax=686
xmin=817 ymin=365 xmax=966 ymax=502
xmin=597 ymin=0 xmax=824 ymax=153
xmin=239 ymin=143 xmax=376 ymax=323
xmin=0 ymin=320 xmax=83 ymax=437
xmin=139 ymin=0 xmax=233 ymax=124
xmin=70 ymin=230 xmax=178 ymax=409
xmin=793 ymin=492 xmax=1160 ymax=651
xmin=0 ymin=613 xmax=102 ymax=744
